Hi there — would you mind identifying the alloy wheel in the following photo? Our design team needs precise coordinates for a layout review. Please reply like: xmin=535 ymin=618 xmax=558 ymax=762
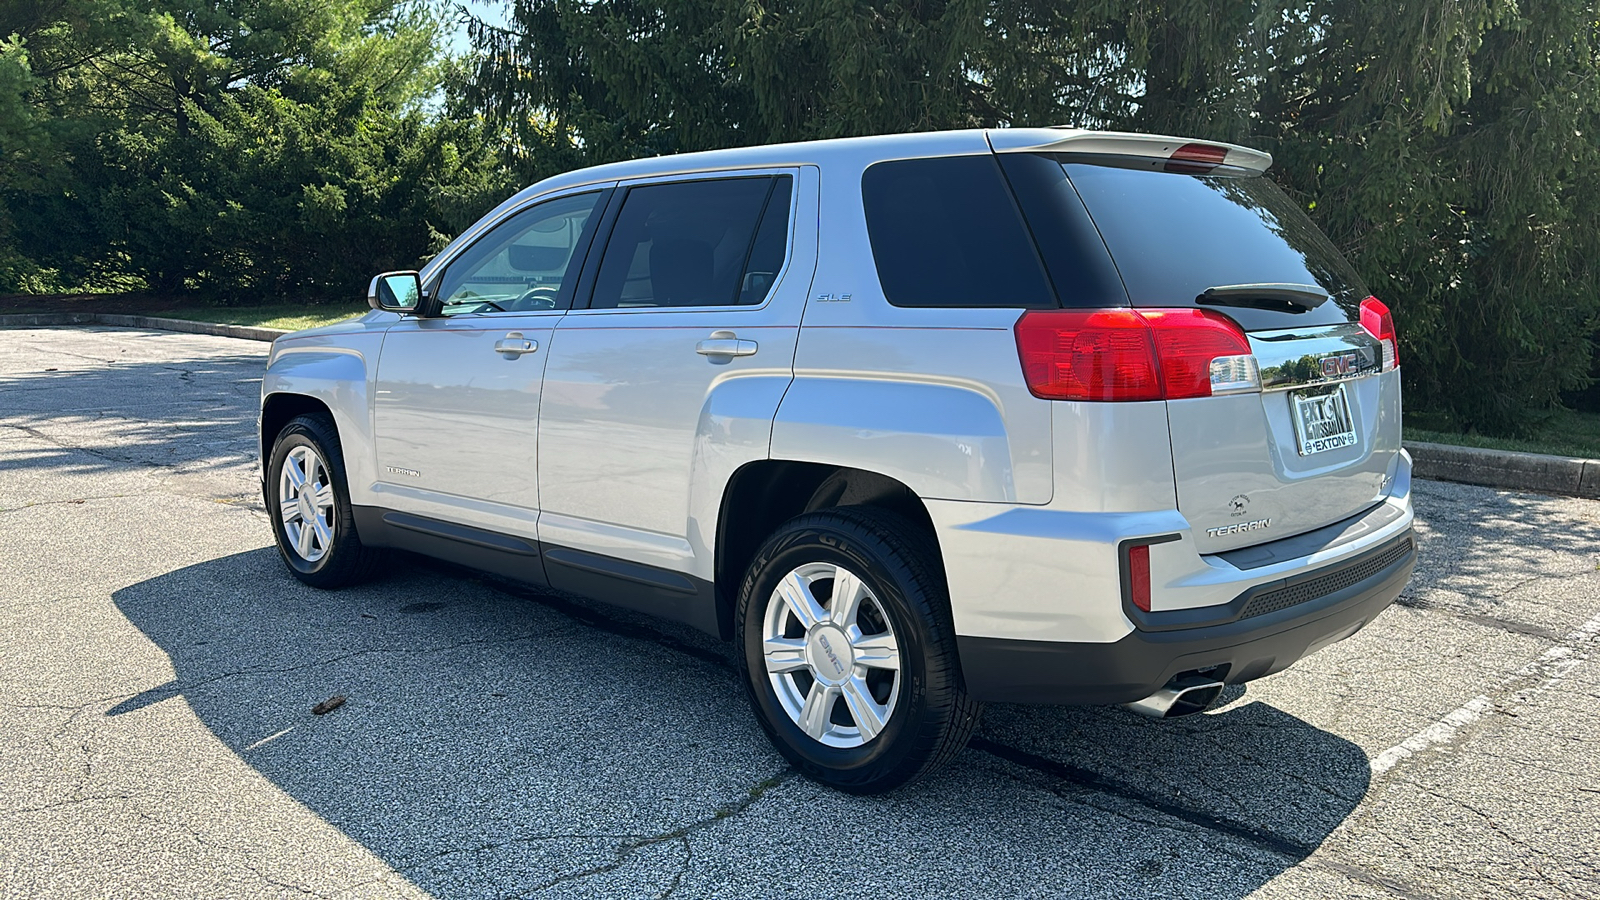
xmin=278 ymin=444 xmax=336 ymax=563
xmin=762 ymin=561 xmax=902 ymax=748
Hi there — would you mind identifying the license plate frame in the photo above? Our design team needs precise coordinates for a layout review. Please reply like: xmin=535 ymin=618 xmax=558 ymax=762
xmin=1291 ymin=384 xmax=1358 ymax=457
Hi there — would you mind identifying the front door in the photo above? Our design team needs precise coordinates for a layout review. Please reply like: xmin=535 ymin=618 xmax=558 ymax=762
xmin=537 ymin=169 xmax=815 ymax=593
xmin=371 ymin=187 xmax=608 ymax=540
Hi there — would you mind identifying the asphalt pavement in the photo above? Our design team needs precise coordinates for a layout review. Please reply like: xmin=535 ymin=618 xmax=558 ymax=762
xmin=2 ymin=325 xmax=1597 ymax=899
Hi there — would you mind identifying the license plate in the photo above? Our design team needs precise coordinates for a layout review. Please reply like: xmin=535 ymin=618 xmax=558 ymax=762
xmin=1291 ymin=384 xmax=1358 ymax=456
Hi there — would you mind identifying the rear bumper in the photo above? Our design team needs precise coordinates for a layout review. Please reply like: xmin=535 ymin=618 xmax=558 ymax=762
xmin=957 ymin=529 xmax=1415 ymax=705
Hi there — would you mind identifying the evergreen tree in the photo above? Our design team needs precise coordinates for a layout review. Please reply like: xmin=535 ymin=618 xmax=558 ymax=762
xmin=467 ymin=0 xmax=1600 ymax=435
xmin=0 ymin=0 xmax=511 ymax=298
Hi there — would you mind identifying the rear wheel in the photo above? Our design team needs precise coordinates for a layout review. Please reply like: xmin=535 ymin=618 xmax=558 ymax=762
xmin=267 ymin=413 xmax=382 ymax=588
xmin=737 ymin=506 xmax=980 ymax=793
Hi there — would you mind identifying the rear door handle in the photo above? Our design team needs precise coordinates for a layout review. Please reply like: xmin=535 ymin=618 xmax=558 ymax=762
xmin=493 ymin=332 xmax=538 ymax=357
xmin=696 ymin=330 xmax=758 ymax=358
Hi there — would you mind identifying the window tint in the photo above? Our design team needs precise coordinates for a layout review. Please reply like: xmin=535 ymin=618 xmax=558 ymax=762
xmin=738 ymin=177 xmax=792 ymax=305
xmin=589 ymin=176 xmax=788 ymax=310
xmin=994 ymin=153 xmax=1127 ymax=308
xmin=435 ymin=191 xmax=602 ymax=315
xmin=860 ymin=156 xmax=1055 ymax=308
xmin=1062 ymin=162 xmax=1367 ymax=330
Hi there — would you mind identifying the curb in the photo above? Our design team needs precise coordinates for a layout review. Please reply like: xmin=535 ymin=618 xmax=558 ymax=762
xmin=1405 ymin=441 xmax=1600 ymax=500
xmin=0 ymin=312 xmax=287 ymax=343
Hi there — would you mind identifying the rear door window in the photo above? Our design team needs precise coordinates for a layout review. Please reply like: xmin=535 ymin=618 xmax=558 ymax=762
xmin=861 ymin=156 xmax=1056 ymax=309
xmin=739 ymin=176 xmax=793 ymax=305
xmin=1059 ymin=161 xmax=1367 ymax=331
xmin=587 ymin=176 xmax=790 ymax=310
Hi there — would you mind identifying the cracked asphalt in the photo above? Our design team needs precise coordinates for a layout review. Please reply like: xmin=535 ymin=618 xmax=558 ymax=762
xmin=2 ymin=325 xmax=1598 ymax=899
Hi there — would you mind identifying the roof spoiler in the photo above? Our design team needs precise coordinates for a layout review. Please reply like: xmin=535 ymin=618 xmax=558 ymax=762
xmin=986 ymin=129 xmax=1272 ymax=176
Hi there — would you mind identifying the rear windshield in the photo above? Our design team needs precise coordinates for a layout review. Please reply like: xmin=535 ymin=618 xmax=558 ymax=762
xmin=1060 ymin=161 xmax=1367 ymax=330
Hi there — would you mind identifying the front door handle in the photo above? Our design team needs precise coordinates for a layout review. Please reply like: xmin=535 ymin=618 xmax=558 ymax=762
xmin=696 ymin=330 xmax=758 ymax=358
xmin=494 ymin=332 xmax=538 ymax=358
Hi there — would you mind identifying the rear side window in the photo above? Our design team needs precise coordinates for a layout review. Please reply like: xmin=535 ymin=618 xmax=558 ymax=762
xmin=861 ymin=156 xmax=1055 ymax=308
xmin=993 ymin=153 xmax=1127 ymax=309
xmin=1061 ymin=162 xmax=1368 ymax=330
xmin=588 ymin=175 xmax=790 ymax=309
xmin=740 ymin=176 xmax=793 ymax=305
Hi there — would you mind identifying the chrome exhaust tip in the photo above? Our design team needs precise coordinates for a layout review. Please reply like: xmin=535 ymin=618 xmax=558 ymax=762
xmin=1124 ymin=676 xmax=1227 ymax=719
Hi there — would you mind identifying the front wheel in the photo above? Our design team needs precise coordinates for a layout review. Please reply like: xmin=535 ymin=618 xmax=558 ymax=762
xmin=267 ymin=413 xmax=382 ymax=588
xmin=736 ymin=507 xmax=980 ymax=793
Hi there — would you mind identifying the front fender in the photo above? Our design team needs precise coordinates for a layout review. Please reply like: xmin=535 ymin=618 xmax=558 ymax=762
xmin=262 ymin=328 xmax=386 ymax=506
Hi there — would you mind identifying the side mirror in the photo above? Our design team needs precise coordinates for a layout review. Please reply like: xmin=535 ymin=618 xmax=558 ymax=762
xmin=368 ymin=271 xmax=424 ymax=314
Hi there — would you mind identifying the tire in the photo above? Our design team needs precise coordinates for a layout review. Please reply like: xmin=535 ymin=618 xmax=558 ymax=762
xmin=736 ymin=506 xmax=981 ymax=793
xmin=266 ymin=413 xmax=383 ymax=589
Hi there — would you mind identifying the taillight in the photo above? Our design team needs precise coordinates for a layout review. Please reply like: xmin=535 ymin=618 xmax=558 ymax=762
xmin=1359 ymin=296 xmax=1399 ymax=370
xmin=1014 ymin=308 xmax=1259 ymax=401
xmin=1014 ymin=308 xmax=1160 ymax=401
xmin=1127 ymin=544 xmax=1152 ymax=612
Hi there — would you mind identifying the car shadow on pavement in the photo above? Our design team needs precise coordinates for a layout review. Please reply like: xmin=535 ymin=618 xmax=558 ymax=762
xmin=111 ymin=548 xmax=1370 ymax=898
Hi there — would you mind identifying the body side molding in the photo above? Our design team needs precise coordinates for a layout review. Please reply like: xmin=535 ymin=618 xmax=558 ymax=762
xmin=351 ymin=507 xmax=720 ymax=636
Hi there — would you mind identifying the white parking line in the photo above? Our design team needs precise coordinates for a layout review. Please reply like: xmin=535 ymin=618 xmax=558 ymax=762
xmin=1370 ymin=610 xmax=1600 ymax=775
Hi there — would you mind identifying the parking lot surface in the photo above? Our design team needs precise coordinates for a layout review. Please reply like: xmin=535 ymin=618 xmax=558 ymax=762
xmin=2 ymin=325 xmax=1598 ymax=899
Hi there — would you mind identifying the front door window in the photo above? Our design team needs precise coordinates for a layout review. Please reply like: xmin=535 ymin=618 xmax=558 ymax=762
xmin=434 ymin=191 xmax=603 ymax=315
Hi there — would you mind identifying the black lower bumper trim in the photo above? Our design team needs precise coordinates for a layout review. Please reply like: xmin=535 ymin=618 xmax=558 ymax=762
xmin=959 ymin=530 xmax=1416 ymax=705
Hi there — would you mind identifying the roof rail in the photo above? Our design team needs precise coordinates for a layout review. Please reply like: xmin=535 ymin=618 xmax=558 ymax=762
xmin=987 ymin=129 xmax=1272 ymax=175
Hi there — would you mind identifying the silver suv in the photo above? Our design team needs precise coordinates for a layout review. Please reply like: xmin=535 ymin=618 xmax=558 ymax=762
xmin=259 ymin=128 xmax=1416 ymax=793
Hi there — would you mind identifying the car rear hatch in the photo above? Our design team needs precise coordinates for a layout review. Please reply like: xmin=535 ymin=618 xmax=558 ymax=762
xmin=993 ymin=131 xmax=1401 ymax=553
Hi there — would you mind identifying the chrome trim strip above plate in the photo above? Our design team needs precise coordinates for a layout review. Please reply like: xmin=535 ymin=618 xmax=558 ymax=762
xmin=1249 ymin=323 xmax=1383 ymax=392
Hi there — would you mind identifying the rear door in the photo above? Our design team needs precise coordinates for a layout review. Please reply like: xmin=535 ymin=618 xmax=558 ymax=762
xmin=535 ymin=168 xmax=814 ymax=596
xmin=1001 ymin=152 xmax=1400 ymax=553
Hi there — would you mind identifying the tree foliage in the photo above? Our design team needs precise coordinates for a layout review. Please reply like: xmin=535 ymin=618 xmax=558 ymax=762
xmin=5 ymin=1 xmax=1598 ymax=433
xmin=0 ymin=0 xmax=511 ymax=299
xmin=467 ymin=0 xmax=1600 ymax=434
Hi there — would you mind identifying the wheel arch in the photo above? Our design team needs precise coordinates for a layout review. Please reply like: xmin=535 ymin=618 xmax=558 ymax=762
xmin=714 ymin=461 xmax=943 ymax=640
xmin=260 ymin=393 xmax=336 ymax=462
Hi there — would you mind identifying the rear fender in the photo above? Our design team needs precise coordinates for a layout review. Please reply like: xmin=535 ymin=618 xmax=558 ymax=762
xmin=771 ymin=377 xmax=1020 ymax=502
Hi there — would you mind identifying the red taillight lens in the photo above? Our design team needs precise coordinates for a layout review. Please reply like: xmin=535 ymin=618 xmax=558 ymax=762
xmin=1014 ymin=309 xmax=1161 ymax=401
xmin=1127 ymin=544 xmax=1152 ymax=612
xmin=1359 ymin=296 xmax=1399 ymax=370
xmin=1015 ymin=308 xmax=1255 ymax=401
xmin=1140 ymin=309 xmax=1254 ymax=399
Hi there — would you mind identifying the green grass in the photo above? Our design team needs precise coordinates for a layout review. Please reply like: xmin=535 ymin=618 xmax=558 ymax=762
xmin=1405 ymin=407 xmax=1600 ymax=460
xmin=163 ymin=302 xmax=366 ymax=332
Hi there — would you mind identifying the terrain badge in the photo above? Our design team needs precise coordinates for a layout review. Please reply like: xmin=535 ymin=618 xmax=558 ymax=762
xmin=1207 ymin=518 xmax=1271 ymax=538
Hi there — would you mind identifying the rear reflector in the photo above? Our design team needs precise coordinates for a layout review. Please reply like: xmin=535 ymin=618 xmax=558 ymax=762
xmin=1014 ymin=308 xmax=1258 ymax=401
xmin=1359 ymin=296 xmax=1399 ymax=370
xmin=1127 ymin=544 xmax=1152 ymax=612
